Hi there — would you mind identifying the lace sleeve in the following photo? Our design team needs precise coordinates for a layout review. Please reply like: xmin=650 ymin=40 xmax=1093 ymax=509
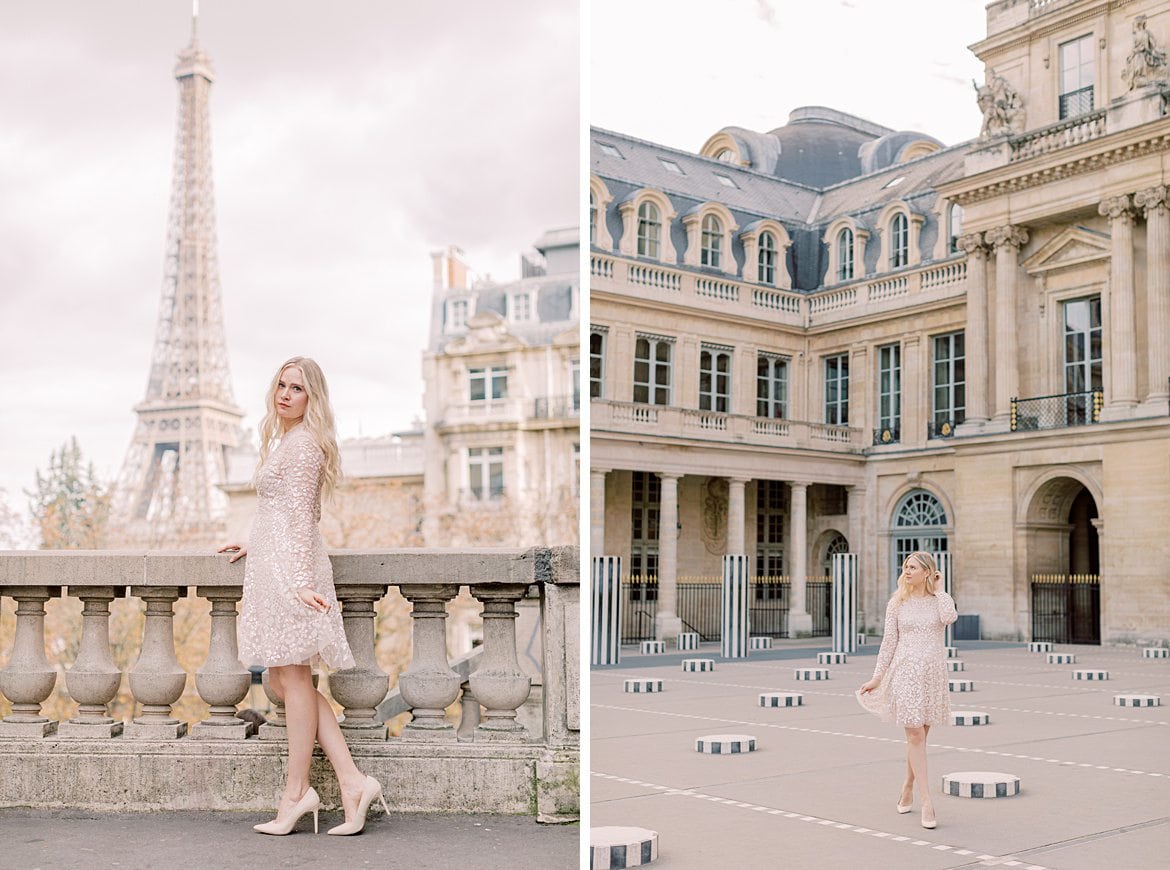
xmin=281 ymin=432 xmax=324 ymax=591
xmin=871 ymin=597 xmax=900 ymax=682
xmin=934 ymin=590 xmax=958 ymax=626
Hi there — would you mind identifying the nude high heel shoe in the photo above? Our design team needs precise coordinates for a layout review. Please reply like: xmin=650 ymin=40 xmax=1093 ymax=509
xmin=327 ymin=775 xmax=390 ymax=836
xmin=921 ymin=804 xmax=937 ymax=829
xmin=253 ymin=787 xmax=320 ymax=835
xmin=897 ymin=783 xmax=913 ymax=814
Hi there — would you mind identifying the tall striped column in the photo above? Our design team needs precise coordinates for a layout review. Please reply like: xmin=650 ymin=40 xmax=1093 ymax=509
xmin=934 ymin=552 xmax=953 ymax=648
xmin=721 ymin=555 xmax=750 ymax=659
xmin=831 ymin=553 xmax=858 ymax=654
xmin=591 ymin=556 xmax=621 ymax=666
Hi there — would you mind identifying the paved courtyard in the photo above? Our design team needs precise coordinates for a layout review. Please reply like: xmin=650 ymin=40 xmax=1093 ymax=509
xmin=591 ymin=640 xmax=1168 ymax=869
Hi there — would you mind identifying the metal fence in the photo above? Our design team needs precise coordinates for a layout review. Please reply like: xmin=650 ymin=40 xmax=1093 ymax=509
xmin=1031 ymin=573 xmax=1100 ymax=645
xmin=1011 ymin=389 xmax=1102 ymax=431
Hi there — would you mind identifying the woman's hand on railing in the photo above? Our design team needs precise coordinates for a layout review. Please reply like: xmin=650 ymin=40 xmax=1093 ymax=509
xmin=217 ymin=543 xmax=247 ymax=563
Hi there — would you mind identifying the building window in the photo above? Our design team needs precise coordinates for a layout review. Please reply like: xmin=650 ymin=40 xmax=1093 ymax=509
xmin=634 ymin=335 xmax=672 ymax=405
xmin=1059 ymin=34 xmax=1094 ymax=119
xmin=468 ymin=447 xmax=504 ymax=501
xmin=932 ymin=332 xmax=966 ymax=432
xmin=589 ymin=330 xmax=605 ymax=399
xmin=891 ymin=490 xmax=948 ymax=593
xmin=756 ymin=354 xmax=788 ymax=418
xmin=755 ymin=480 xmax=785 ymax=578
xmin=714 ymin=173 xmax=737 ymax=188
xmin=630 ymin=471 xmax=661 ymax=579
xmin=714 ymin=148 xmax=735 ymax=163
xmin=598 ymin=142 xmax=622 ymax=158
xmin=570 ymin=358 xmax=581 ymax=412
xmin=699 ymin=346 xmax=732 ymax=413
xmin=589 ymin=190 xmax=596 ymax=245
xmin=948 ymin=203 xmax=964 ymax=254
xmin=469 ymin=366 xmax=507 ymax=402
xmin=877 ymin=343 xmax=901 ymax=437
xmin=758 ymin=231 xmax=777 ymax=285
xmin=508 ymin=292 xmax=533 ymax=323
xmin=824 ymin=353 xmax=850 ymax=425
xmin=700 ymin=214 xmax=722 ymax=268
xmin=1063 ymin=296 xmax=1103 ymax=424
xmin=821 ymin=533 xmax=850 ymax=575
xmin=637 ymin=202 xmax=661 ymax=259
xmin=446 ymin=299 xmax=469 ymax=332
xmin=659 ymin=158 xmax=684 ymax=174
xmin=837 ymin=227 xmax=854 ymax=281
xmin=890 ymin=212 xmax=909 ymax=269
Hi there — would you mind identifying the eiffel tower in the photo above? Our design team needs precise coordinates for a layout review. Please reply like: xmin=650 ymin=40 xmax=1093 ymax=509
xmin=110 ymin=8 xmax=243 ymax=548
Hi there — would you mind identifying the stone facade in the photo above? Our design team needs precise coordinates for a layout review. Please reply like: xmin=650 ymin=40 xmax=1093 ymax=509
xmin=590 ymin=0 xmax=1170 ymax=645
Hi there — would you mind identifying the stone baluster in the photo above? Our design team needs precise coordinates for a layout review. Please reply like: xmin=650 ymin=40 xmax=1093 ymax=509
xmin=398 ymin=583 xmax=461 ymax=738
xmin=1099 ymin=195 xmax=1138 ymax=416
xmin=469 ymin=583 xmax=532 ymax=740
xmin=330 ymin=583 xmax=390 ymax=738
xmin=124 ymin=586 xmax=188 ymax=739
xmin=59 ymin=586 xmax=124 ymax=738
xmin=0 ymin=585 xmax=61 ymax=737
xmin=191 ymin=585 xmax=250 ymax=739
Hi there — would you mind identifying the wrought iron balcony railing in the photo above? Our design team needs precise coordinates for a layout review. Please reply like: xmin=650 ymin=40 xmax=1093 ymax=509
xmin=927 ymin=418 xmax=959 ymax=439
xmin=1011 ymin=389 xmax=1102 ymax=431
xmin=873 ymin=426 xmax=901 ymax=446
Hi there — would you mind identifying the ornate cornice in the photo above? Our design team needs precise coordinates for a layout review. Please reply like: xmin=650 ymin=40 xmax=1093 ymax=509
xmin=985 ymin=225 xmax=1029 ymax=250
xmin=1098 ymin=193 xmax=1135 ymax=222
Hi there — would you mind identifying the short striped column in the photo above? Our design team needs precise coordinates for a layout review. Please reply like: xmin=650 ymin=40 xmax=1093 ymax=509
xmin=1114 ymin=694 xmax=1160 ymax=707
xmin=1143 ymin=648 xmax=1170 ymax=659
xmin=624 ymin=679 xmax=664 ymax=693
xmin=831 ymin=553 xmax=858 ymax=654
xmin=749 ymin=636 xmax=772 ymax=651
xmin=721 ymin=555 xmax=750 ymax=659
xmin=1072 ymin=669 xmax=1108 ymax=680
xmin=856 ymin=633 xmax=866 ymax=646
xmin=696 ymin=734 xmax=756 ymax=754
xmin=934 ymin=552 xmax=953 ymax=649
xmin=1047 ymin=653 xmax=1076 ymax=664
xmin=682 ymin=659 xmax=715 ymax=673
xmin=951 ymin=711 xmax=990 ymax=725
xmin=1028 ymin=641 xmax=1053 ymax=653
xmin=949 ymin=679 xmax=974 ymax=692
xmin=640 ymin=641 xmax=665 ymax=655
xmin=759 ymin=692 xmax=802 ymax=707
xmin=591 ymin=827 xmax=658 ymax=869
xmin=945 ymin=647 xmax=959 ymax=658
xmin=942 ymin=772 xmax=1020 ymax=798
xmin=795 ymin=667 xmax=829 ymax=680
xmin=817 ymin=652 xmax=846 ymax=664
xmin=947 ymin=660 xmax=965 ymax=672
xmin=676 ymin=632 xmax=700 ymax=651
xmin=591 ymin=556 xmax=621 ymax=666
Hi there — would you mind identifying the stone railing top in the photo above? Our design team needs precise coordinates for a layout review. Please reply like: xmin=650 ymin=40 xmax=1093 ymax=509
xmin=0 ymin=547 xmax=580 ymax=590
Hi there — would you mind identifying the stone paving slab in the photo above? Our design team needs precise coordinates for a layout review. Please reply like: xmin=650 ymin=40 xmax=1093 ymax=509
xmin=0 ymin=808 xmax=579 ymax=870
xmin=592 ymin=643 xmax=1169 ymax=869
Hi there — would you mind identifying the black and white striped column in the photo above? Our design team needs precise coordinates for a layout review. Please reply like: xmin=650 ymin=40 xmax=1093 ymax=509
xmin=831 ymin=553 xmax=858 ymax=654
xmin=591 ymin=556 xmax=621 ymax=666
xmin=721 ymin=555 xmax=750 ymax=659
xmin=934 ymin=551 xmax=953 ymax=649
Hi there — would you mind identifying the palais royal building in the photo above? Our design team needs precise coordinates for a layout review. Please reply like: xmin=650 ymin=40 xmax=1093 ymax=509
xmin=589 ymin=0 xmax=1169 ymax=646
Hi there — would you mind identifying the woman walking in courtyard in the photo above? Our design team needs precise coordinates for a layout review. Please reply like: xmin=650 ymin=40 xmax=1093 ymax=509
xmin=857 ymin=551 xmax=957 ymax=829
xmin=219 ymin=356 xmax=388 ymax=836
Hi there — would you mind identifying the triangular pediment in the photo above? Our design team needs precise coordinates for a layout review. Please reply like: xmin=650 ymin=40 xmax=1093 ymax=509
xmin=1023 ymin=226 xmax=1110 ymax=275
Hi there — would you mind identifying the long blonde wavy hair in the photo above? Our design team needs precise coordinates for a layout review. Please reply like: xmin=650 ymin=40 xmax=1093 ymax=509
xmin=256 ymin=356 xmax=342 ymax=501
xmin=892 ymin=551 xmax=941 ymax=603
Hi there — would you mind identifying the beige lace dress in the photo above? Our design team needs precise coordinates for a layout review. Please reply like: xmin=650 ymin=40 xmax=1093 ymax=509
xmin=856 ymin=591 xmax=958 ymax=727
xmin=237 ymin=425 xmax=354 ymax=670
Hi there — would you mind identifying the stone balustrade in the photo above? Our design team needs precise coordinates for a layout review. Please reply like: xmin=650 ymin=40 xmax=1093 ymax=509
xmin=0 ymin=547 xmax=579 ymax=820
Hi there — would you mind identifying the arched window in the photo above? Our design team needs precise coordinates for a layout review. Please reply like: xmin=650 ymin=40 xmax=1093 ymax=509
xmin=637 ymin=202 xmax=661 ymax=259
xmin=837 ymin=227 xmax=854 ymax=281
xmin=714 ymin=148 xmax=735 ymax=163
xmin=758 ymin=231 xmax=776 ymax=285
xmin=890 ymin=212 xmax=909 ymax=269
xmin=821 ymin=532 xmax=849 ymax=575
xmin=891 ymin=490 xmax=948 ymax=592
xmin=701 ymin=214 xmax=723 ymax=268
xmin=589 ymin=190 xmax=596 ymax=245
xmin=948 ymin=203 xmax=964 ymax=254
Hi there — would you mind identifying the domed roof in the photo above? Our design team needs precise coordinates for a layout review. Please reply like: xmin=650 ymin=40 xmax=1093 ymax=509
xmin=763 ymin=107 xmax=894 ymax=186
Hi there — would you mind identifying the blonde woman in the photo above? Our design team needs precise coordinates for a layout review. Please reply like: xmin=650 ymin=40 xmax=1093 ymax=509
xmin=219 ymin=356 xmax=387 ymax=836
xmin=857 ymin=551 xmax=957 ymax=829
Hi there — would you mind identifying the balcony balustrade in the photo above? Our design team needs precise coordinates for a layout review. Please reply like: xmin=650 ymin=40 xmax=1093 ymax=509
xmin=1011 ymin=390 xmax=1103 ymax=431
xmin=532 ymin=395 xmax=581 ymax=420
xmin=442 ymin=398 xmax=526 ymax=426
xmin=0 ymin=547 xmax=579 ymax=820
xmin=1009 ymin=108 xmax=1106 ymax=161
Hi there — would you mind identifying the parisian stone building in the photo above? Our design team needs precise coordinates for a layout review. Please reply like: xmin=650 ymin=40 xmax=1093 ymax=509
xmin=590 ymin=0 xmax=1170 ymax=645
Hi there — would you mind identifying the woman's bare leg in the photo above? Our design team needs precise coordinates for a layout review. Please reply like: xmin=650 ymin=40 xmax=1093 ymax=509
xmin=905 ymin=726 xmax=935 ymax=823
xmin=312 ymin=691 xmax=368 ymax=820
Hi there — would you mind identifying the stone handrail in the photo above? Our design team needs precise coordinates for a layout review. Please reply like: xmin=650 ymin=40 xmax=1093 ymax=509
xmin=808 ymin=258 xmax=967 ymax=325
xmin=1009 ymin=109 xmax=1107 ymax=161
xmin=0 ymin=547 xmax=580 ymax=819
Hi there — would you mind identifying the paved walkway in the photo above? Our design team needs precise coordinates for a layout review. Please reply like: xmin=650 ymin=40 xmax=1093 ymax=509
xmin=591 ymin=641 xmax=1169 ymax=869
xmin=0 ymin=809 xmax=578 ymax=869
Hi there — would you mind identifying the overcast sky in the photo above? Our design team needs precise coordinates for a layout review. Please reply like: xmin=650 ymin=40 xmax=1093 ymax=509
xmin=592 ymin=0 xmax=988 ymax=152
xmin=0 ymin=1 xmax=578 ymax=527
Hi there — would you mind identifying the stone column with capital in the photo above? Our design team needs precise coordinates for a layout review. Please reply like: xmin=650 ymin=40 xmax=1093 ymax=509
xmin=1135 ymin=185 xmax=1170 ymax=407
xmin=655 ymin=473 xmax=682 ymax=641
xmin=957 ymin=233 xmax=991 ymax=428
xmin=590 ymin=469 xmax=608 ymax=558
xmin=787 ymin=482 xmax=812 ymax=637
xmin=985 ymin=225 xmax=1028 ymax=426
xmin=727 ymin=477 xmax=748 ymax=556
xmin=1099 ymin=195 xmax=1139 ymax=417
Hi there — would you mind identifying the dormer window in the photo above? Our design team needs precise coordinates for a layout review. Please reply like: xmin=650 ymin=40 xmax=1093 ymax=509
xmin=891 ymin=212 xmax=909 ymax=269
xmin=659 ymin=158 xmax=684 ymax=174
xmin=837 ymin=227 xmax=854 ymax=281
xmin=758 ymin=231 xmax=777 ymax=285
xmin=445 ymin=298 xmax=472 ymax=332
xmin=637 ymin=202 xmax=661 ymax=259
xmin=700 ymin=215 xmax=723 ymax=268
xmin=509 ymin=291 xmax=534 ymax=323
xmin=714 ymin=148 xmax=735 ymax=162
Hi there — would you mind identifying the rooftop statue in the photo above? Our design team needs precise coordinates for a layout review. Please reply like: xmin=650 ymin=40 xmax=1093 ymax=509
xmin=975 ymin=69 xmax=1025 ymax=139
xmin=1124 ymin=15 xmax=1167 ymax=90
